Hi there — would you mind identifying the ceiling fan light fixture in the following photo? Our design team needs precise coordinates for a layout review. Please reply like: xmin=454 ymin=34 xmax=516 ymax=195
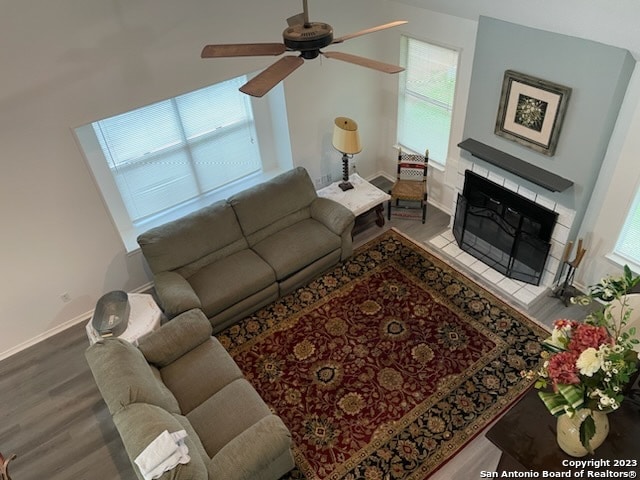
xmin=283 ymin=22 xmax=333 ymax=58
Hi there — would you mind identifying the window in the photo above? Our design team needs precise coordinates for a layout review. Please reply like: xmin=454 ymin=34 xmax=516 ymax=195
xmin=397 ymin=36 xmax=459 ymax=166
xmin=614 ymin=186 xmax=640 ymax=268
xmin=76 ymin=75 xmax=293 ymax=251
xmin=94 ymin=76 xmax=261 ymax=222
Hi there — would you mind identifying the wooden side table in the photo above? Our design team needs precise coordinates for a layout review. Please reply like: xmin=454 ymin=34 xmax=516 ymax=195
xmin=486 ymin=387 xmax=640 ymax=475
xmin=317 ymin=173 xmax=391 ymax=235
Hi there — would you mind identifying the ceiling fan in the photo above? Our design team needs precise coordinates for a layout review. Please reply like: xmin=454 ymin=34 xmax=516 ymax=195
xmin=201 ymin=0 xmax=407 ymax=97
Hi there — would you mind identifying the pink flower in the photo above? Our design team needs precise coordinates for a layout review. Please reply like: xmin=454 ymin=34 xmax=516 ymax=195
xmin=547 ymin=351 xmax=580 ymax=387
xmin=568 ymin=324 xmax=611 ymax=354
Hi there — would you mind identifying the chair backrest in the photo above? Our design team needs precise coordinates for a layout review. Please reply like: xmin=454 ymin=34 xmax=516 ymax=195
xmin=396 ymin=149 xmax=429 ymax=183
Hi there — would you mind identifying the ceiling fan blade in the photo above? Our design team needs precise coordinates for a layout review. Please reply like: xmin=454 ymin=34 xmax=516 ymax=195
xmin=239 ymin=56 xmax=305 ymax=97
xmin=323 ymin=51 xmax=404 ymax=74
xmin=201 ymin=43 xmax=286 ymax=58
xmin=332 ymin=20 xmax=408 ymax=44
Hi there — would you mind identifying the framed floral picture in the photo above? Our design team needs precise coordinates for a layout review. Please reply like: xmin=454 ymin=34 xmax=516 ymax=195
xmin=494 ymin=70 xmax=571 ymax=156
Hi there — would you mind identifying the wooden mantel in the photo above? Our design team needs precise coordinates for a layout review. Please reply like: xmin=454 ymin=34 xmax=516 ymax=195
xmin=457 ymin=138 xmax=574 ymax=192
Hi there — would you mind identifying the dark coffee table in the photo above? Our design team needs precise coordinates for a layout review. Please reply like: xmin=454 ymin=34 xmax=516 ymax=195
xmin=486 ymin=387 xmax=640 ymax=475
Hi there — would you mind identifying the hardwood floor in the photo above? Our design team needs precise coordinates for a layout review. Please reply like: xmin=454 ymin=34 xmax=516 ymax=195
xmin=0 ymin=184 xmax=590 ymax=480
xmin=0 ymin=320 xmax=134 ymax=480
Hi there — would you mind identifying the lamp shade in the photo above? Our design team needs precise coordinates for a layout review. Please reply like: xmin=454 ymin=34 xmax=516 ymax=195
xmin=332 ymin=117 xmax=362 ymax=155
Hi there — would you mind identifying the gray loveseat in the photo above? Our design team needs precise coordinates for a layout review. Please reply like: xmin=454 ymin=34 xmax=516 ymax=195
xmin=137 ymin=167 xmax=355 ymax=332
xmin=86 ymin=308 xmax=294 ymax=480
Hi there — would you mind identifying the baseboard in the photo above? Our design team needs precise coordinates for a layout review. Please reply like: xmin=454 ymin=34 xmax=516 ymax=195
xmin=428 ymin=197 xmax=452 ymax=216
xmin=0 ymin=311 xmax=96 ymax=361
xmin=369 ymin=170 xmax=394 ymax=183
xmin=0 ymin=282 xmax=154 ymax=362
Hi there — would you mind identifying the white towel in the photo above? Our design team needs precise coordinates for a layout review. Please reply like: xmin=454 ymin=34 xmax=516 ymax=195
xmin=134 ymin=429 xmax=190 ymax=480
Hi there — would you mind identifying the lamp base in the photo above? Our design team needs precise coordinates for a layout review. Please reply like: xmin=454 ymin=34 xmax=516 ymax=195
xmin=339 ymin=154 xmax=353 ymax=191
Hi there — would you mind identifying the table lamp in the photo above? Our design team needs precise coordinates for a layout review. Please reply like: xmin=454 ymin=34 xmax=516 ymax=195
xmin=332 ymin=116 xmax=362 ymax=191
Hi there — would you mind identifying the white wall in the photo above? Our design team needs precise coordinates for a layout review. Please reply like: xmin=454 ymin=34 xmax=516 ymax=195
xmin=393 ymin=0 xmax=640 ymax=57
xmin=577 ymin=66 xmax=640 ymax=284
xmin=0 ymin=0 xmax=394 ymax=357
xmin=3 ymin=0 xmax=640 ymax=357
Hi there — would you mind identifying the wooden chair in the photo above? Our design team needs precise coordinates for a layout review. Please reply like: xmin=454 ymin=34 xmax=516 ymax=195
xmin=387 ymin=148 xmax=429 ymax=223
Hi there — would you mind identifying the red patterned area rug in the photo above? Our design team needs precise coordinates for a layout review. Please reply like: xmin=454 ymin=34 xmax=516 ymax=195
xmin=216 ymin=229 xmax=547 ymax=479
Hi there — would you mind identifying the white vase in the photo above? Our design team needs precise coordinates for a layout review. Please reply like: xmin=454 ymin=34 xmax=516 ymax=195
xmin=556 ymin=409 xmax=609 ymax=457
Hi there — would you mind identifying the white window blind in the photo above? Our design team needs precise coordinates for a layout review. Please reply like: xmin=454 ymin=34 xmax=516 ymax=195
xmin=614 ymin=187 xmax=640 ymax=266
xmin=397 ymin=36 xmax=459 ymax=165
xmin=93 ymin=76 xmax=261 ymax=223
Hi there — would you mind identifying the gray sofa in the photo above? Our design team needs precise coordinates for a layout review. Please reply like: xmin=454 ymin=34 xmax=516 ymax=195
xmin=86 ymin=308 xmax=294 ymax=480
xmin=137 ymin=167 xmax=355 ymax=332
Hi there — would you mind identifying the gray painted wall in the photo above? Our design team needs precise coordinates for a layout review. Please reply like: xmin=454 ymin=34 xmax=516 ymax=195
xmin=462 ymin=16 xmax=635 ymax=236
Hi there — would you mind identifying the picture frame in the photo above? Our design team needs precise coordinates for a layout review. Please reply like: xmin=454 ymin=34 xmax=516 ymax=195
xmin=494 ymin=70 xmax=571 ymax=156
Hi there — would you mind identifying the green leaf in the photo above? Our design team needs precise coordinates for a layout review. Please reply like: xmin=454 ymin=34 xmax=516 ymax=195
xmin=624 ymin=265 xmax=633 ymax=285
xmin=580 ymin=413 xmax=596 ymax=453
xmin=557 ymin=384 xmax=585 ymax=410
xmin=542 ymin=340 xmax=566 ymax=353
xmin=538 ymin=391 xmax=569 ymax=416
xmin=535 ymin=378 xmax=547 ymax=389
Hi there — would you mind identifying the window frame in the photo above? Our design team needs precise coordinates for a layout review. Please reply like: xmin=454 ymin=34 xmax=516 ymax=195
xmin=75 ymin=76 xmax=293 ymax=252
xmin=396 ymin=35 xmax=460 ymax=168
xmin=610 ymin=183 xmax=640 ymax=274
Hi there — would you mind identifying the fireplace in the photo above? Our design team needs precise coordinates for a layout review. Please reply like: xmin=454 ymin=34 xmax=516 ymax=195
xmin=453 ymin=170 xmax=558 ymax=286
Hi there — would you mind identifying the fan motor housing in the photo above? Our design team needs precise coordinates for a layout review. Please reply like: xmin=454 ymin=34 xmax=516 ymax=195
xmin=283 ymin=22 xmax=333 ymax=58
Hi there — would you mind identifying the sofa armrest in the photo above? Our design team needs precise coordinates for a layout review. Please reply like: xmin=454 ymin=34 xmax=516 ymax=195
xmin=310 ymin=197 xmax=355 ymax=236
xmin=113 ymin=404 xmax=208 ymax=480
xmin=138 ymin=309 xmax=213 ymax=368
xmin=208 ymin=415 xmax=294 ymax=480
xmin=154 ymin=271 xmax=202 ymax=317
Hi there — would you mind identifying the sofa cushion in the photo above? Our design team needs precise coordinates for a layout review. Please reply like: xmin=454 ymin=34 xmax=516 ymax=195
xmin=229 ymin=167 xmax=317 ymax=241
xmin=251 ymin=218 xmax=341 ymax=280
xmin=208 ymin=415 xmax=294 ymax=480
xmin=208 ymin=283 xmax=279 ymax=333
xmin=187 ymin=249 xmax=276 ymax=318
xmin=85 ymin=338 xmax=180 ymax=415
xmin=139 ymin=309 xmax=213 ymax=368
xmin=186 ymin=378 xmax=272 ymax=458
xmin=113 ymin=403 xmax=208 ymax=480
xmin=277 ymin=249 xmax=342 ymax=296
xmin=137 ymin=200 xmax=248 ymax=276
xmin=160 ymin=337 xmax=244 ymax=414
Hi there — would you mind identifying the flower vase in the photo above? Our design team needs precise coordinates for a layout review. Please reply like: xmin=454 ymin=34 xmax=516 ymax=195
xmin=556 ymin=409 xmax=609 ymax=457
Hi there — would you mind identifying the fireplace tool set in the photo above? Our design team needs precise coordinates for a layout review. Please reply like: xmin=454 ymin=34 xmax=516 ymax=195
xmin=552 ymin=238 xmax=587 ymax=305
xmin=0 ymin=452 xmax=16 ymax=480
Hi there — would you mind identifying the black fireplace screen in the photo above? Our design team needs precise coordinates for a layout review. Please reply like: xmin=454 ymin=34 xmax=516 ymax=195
xmin=453 ymin=170 xmax=558 ymax=286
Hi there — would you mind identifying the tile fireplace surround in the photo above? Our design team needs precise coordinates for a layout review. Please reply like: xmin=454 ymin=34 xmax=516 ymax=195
xmin=428 ymin=158 xmax=576 ymax=308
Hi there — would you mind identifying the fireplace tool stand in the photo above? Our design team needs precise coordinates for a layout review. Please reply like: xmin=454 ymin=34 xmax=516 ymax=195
xmin=552 ymin=239 xmax=587 ymax=306
xmin=0 ymin=452 xmax=16 ymax=480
